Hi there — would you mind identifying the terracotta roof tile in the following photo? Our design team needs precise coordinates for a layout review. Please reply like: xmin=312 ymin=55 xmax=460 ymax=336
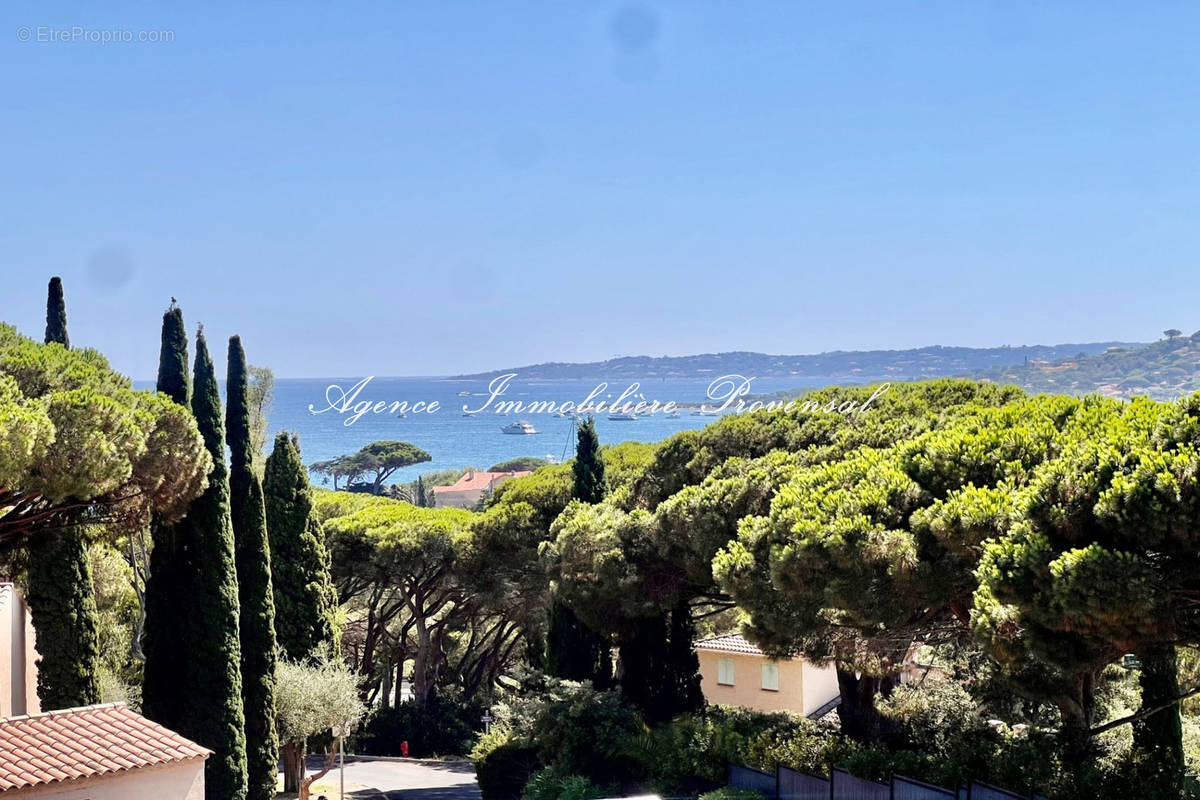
xmin=432 ymin=470 xmax=532 ymax=493
xmin=0 ymin=703 xmax=210 ymax=791
xmin=694 ymin=632 xmax=802 ymax=659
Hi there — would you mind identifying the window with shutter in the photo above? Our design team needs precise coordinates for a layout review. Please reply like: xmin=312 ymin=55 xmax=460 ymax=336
xmin=761 ymin=662 xmax=780 ymax=691
xmin=717 ymin=657 xmax=735 ymax=685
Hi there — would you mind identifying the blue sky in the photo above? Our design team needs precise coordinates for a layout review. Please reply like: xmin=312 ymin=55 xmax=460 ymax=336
xmin=3 ymin=2 xmax=1199 ymax=378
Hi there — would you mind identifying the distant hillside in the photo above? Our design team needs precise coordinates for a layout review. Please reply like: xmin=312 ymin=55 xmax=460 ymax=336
xmin=454 ymin=342 xmax=1144 ymax=381
xmin=981 ymin=331 xmax=1200 ymax=400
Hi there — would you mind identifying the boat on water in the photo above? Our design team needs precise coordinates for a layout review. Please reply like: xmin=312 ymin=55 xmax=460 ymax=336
xmin=501 ymin=420 xmax=538 ymax=435
xmin=462 ymin=411 xmax=476 ymax=417
xmin=457 ymin=390 xmax=471 ymax=396
xmin=608 ymin=411 xmax=638 ymax=421
xmin=665 ymin=410 xmax=681 ymax=418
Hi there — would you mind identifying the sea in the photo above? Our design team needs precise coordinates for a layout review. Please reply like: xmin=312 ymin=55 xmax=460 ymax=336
xmin=140 ymin=374 xmax=851 ymax=485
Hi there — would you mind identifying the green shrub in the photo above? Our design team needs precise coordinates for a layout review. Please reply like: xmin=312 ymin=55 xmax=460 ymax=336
xmin=645 ymin=705 xmax=822 ymax=789
xmin=697 ymin=788 xmax=765 ymax=800
xmin=520 ymin=768 xmax=609 ymax=800
xmin=487 ymin=676 xmax=648 ymax=786
xmin=359 ymin=695 xmax=484 ymax=757
xmin=477 ymin=740 xmax=542 ymax=800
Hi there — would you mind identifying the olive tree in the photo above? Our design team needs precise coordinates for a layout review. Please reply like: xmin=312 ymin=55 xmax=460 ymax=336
xmin=275 ymin=651 xmax=367 ymax=799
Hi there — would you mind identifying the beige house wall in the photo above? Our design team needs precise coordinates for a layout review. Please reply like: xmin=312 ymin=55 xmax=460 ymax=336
xmin=0 ymin=584 xmax=39 ymax=718
xmin=696 ymin=650 xmax=839 ymax=717
xmin=433 ymin=488 xmax=484 ymax=509
xmin=1 ymin=759 xmax=205 ymax=800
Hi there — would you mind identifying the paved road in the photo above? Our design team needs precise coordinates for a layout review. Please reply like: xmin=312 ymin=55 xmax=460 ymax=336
xmin=303 ymin=755 xmax=481 ymax=800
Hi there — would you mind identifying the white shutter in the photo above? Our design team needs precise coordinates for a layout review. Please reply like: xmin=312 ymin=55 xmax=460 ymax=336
xmin=761 ymin=662 xmax=780 ymax=691
xmin=717 ymin=657 xmax=735 ymax=685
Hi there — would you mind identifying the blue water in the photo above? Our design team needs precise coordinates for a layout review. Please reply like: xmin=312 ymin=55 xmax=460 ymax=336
xmin=141 ymin=375 xmax=847 ymax=485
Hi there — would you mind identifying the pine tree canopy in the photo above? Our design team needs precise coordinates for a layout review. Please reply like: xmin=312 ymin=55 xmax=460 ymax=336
xmin=0 ymin=323 xmax=210 ymax=543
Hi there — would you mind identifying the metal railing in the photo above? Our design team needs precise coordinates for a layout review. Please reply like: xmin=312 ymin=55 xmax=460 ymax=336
xmin=726 ymin=763 xmax=1045 ymax=800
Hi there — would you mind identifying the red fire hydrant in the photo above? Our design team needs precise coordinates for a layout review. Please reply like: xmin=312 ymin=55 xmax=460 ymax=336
xmin=401 ymin=740 xmax=410 ymax=758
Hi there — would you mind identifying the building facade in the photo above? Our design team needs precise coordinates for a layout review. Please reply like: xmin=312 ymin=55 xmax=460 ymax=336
xmin=695 ymin=633 xmax=840 ymax=717
xmin=431 ymin=470 xmax=532 ymax=509
xmin=0 ymin=703 xmax=209 ymax=799
xmin=0 ymin=584 xmax=38 ymax=719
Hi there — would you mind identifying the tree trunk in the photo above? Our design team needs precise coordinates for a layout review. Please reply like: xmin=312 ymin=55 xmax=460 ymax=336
xmin=299 ymin=738 xmax=339 ymax=800
xmin=381 ymin=650 xmax=393 ymax=710
xmin=282 ymin=740 xmax=306 ymax=793
xmin=1132 ymin=642 xmax=1184 ymax=795
xmin=413 ymin=615 xmax=432 ymax=705
xmin=396 ymin=655 xmax=405 ymax=704
xmin=834 ymin=668 xmax=897 ymax=742
xmin=1055 ymin=670 xmax=1099 ymax=763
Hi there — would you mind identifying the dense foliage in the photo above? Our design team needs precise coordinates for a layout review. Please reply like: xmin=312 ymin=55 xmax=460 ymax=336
xmin=264 ymin=431 xmax=339 ymax=661
xmin=177 ymin=331 xmax=249 ymax=800
xmin=0 ymin=321 xmax=209 ymax=542
xmin=26 ymin=528 xmax=100 ymax=709
xmin=489 ymin=457 xmax=550 ymax=472
xmin=357 ymin=694 xmax=485 ymax=757
xmin=23 ymin=282 xmax=1200 ymax=800
xmin=24 ymin=277 xmax=101 ymax=711
xmin=226 ymin=336 xmax=279 ymax=800
xmin=142 ymin=305 xmax=197 ymax=731
xmin=546 ymin=417 xmax=615 ymax=686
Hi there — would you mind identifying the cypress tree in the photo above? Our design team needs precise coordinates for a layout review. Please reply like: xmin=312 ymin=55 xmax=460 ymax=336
xmin=26 ymin=525 xmax=101 ymax=710
xmin=546 ymin=417 xmax=613 ymax=686
xmin=142 ymin=305 xmax=192 ymax=730
xmin=571 ymin=416 xmax=607 ymax=503
xmin=44 ymin=276 xmax=69 ymax=348
xmin=264 ymin=431 xmax=338 ymax=661
xmin=26 ymin=275 xmax=101 ymax=710
xmin=227 ymin=336 xmax=279 ymax=800
xmin=180 ymin=329 xmax=248 ymax=800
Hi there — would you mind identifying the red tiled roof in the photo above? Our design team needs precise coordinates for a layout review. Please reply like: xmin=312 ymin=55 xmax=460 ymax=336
xmin=432 ymin=470 xmax=532 ymax=493
xmin=0 ymin=703 xmax=210 ymax=791
xmin=694 ymin=632 xmax=800 ymax=659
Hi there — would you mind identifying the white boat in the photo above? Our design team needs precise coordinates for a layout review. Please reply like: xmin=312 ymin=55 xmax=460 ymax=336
xmin=608 ymin=411 xmax=638 ymax=421
xmin=501 ymin=421 xmax=538 ymax=435
xmin=665 ymin=410 xmax=681 ymax=418
xmin=457 ymin=390 xmax=471 ymax=396
xmin=462 ymin=411 xmax=476 ymax=417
